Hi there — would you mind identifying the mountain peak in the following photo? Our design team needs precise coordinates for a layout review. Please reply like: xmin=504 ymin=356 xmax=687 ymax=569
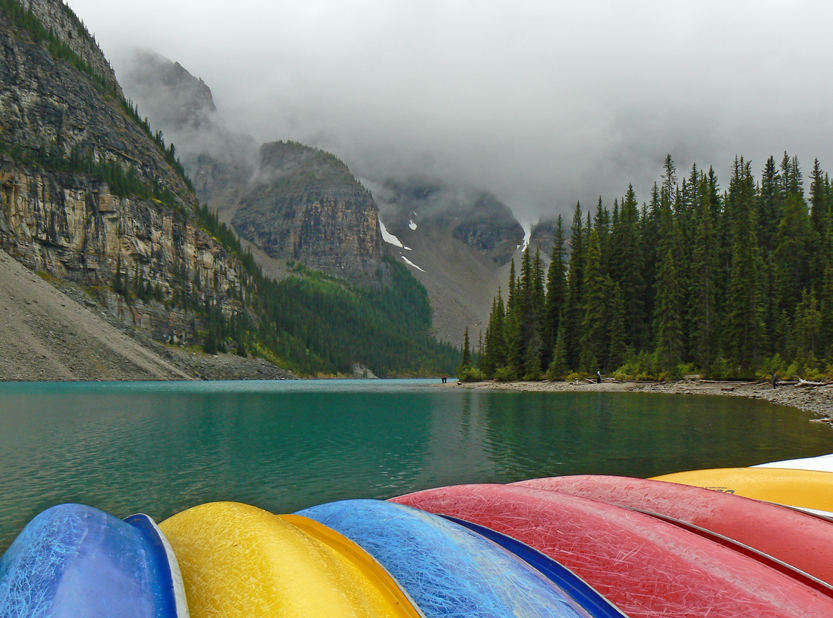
xmin=121 ymin=49 xmax=218 ymax=130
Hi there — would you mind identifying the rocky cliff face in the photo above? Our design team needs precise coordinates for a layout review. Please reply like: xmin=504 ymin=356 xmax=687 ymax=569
xmin=529 ymin=218 xmax=559 ymax=259
xmin=233 ymin=141 xmax=388 ymax=286
xmin=0 ymin=4 xmax=248 ymax=344
xmin=379 ymin=180 xmax=525 ymax=266
xmin=0 ymin=165 xmax=243 ymax=342
xmin=26 ymin=0 xmax=121 ymax=96
xmin=120 ymin=53 xmax=391 ymax=288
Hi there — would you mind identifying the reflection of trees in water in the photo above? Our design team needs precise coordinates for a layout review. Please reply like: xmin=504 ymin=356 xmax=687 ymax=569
xmin=478 ymin=392 xmax=830 ymax=481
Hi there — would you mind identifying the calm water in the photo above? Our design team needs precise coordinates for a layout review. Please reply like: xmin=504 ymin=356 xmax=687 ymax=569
xmin=1 ymin=379 xmax=832 ymax=553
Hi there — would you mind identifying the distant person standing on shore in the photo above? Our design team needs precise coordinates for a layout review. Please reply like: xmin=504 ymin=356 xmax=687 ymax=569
xmin=772 ymin=371 xmax=778 ymax=389
xmin=597 ymin=370 xmax=602 ymax=384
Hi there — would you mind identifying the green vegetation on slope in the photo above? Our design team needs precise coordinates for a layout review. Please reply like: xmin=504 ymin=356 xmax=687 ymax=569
xmin=195 ymin=204 xmax=459 ymax=375
xmin=472 ymin=154 xmax=833 ymax=382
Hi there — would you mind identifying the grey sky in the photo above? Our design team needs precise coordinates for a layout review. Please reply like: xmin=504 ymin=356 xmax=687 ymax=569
xmin=72 ymin=0 xmax=833 ymax=225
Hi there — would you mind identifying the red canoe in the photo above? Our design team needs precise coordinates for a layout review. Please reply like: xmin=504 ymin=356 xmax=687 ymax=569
xmin=513 ymin=475 xmax=833 ymax=587
xmin=391 ymin=484 xmax=833 ymax=618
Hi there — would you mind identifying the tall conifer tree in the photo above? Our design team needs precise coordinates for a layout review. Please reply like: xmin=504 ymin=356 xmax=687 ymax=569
xmin=565 ymin=202 xmax=585 ymax=370
xmin=580 ymin=230 xmax=608 ymax=371
xmin=688 ymin=170 xmax=718 ymax=370
xmin=725 ymin=157 xmax=765 ymax=372
xmin=653 ymin=157 xmax=683 ymax=370
xmin=544 ymin=216 xmax=567 ymax=365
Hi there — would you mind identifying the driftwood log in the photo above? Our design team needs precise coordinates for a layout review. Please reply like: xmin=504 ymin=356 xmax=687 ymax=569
xmin=795 ymin=377 xmax=833 ymax=387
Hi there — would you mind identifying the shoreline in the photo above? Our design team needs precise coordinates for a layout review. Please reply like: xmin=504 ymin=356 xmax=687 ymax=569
xmin=446 ymin=378 xmax=833 ymax=420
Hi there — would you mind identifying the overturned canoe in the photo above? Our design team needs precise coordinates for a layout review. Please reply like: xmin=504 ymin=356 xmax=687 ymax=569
xmin=392 ymin=483 xmax=833 ymax=618
xmin=0 ymin=504 xmax=187 ymax=618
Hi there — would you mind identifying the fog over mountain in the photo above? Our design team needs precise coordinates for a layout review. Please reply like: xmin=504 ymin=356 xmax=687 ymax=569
xmin=72 ymin=0 xmax=833 ymax=226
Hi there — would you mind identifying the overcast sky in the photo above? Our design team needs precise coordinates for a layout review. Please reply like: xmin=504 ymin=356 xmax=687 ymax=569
xmin=71 ymin=0 xmax=833 ymax=225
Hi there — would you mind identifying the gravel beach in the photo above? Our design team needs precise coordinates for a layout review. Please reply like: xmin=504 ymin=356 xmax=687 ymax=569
xmin=448 ymin=377 xmax=833 ymax=421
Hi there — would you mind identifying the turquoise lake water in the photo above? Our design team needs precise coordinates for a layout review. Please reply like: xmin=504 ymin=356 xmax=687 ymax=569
xmin=1 ymin=379 xmax=831 ymax=553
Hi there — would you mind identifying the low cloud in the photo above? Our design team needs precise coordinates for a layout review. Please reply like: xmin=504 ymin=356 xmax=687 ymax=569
xmin=74 ymin=0 xmax=833 ymax=223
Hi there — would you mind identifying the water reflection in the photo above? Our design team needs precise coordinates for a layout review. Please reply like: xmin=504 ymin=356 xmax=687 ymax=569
xmin=0 ymin=381 xmax=831 ymax=554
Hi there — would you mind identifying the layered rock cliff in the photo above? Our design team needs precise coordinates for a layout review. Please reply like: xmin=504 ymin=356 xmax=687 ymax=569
xmin=0 ymin=3 xmax=247 ymax=345
xmin=233 ymin=141 xmax=388 ymax=286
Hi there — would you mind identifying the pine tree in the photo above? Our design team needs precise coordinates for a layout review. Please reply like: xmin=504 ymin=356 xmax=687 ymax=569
xmin=809 ymin=158 xmax=830 ymax=292
xmin=459 ymin=327 xmax=472 ymax=369
xmin=506 ymin=259 xmax=518 ymax=316
xmin=725 ymin=157 xmax=765 ymax=373
xmin=641 ymin=183 xmax=662 ymax=339
xmin=482 ymin=301 xmax=498 ymax=377
xmin=546 ymin=312 xmax=569 ymax=380
xmin=654 ymin=248 xmax=683 ymax=371
xmin=617 ymin=184 xmax=645 ymax=348
xmin=532 ymin=247 xmax=545 ymax=328
xmin=653 ymin=161 xmax=683 ymax=372
xmin=688 ymin=170 xmax=718 ymax=370
xmin=564 ymin=202 xmax=585 ymax=370
xmin=510 ymin=248 xmax=540 ymax=378
xmin=594 ymin=197 xmax=611 ymax=276
xmin=820 ymin=262 xmax=833 ymax=359
xmin=580 ymin=230 xmax=607 ymax=372
xmin=607 ymin=281 xmax=626 ymax=371
xmin=486 ymin=289 xmax=508 ymax=373
xmin=776 ymin=190 xmax=811 ymax=317
xmin=792 ymin=291 xmax=821 ymax=363
xmin=758 ymin=156 xmax=782 ymax=257
xmin=543 ymin=216 xmax=567 ymax=365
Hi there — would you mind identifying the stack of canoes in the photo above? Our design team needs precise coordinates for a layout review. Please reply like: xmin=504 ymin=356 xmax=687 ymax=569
xmin=2 ymin=454 xmax=833 ymax=617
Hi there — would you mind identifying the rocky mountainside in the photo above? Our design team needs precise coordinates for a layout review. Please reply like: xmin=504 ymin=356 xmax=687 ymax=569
xmin=379 ymin=180 xmax=524 ymax=266
xmin=234 ymin=141 xmax=387 ymax=286
xmin=120 ymin=52 xmax=389 ymax=288
xmin=117 ymin=51 xmax=531 ymax=346
xmin=0 ymin=1 xmax=254 ymax=352
xmin=119 ymin=50 xmax=257 ymax=213
xmin=0 ymin=2 xmax=458 ymax=377
xmin=25 ymin=0 xmax=121 ymax=95
xmin=373 ymin=180 xmax=526 ymax=343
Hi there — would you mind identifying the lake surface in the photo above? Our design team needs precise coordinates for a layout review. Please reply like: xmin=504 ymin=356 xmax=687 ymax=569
xmin=1 ymin=379 xmax=832 ymax=553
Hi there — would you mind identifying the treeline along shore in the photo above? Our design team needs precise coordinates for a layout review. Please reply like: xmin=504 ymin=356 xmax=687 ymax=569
xmin=463 ymin=153 xmax=833 ymax=383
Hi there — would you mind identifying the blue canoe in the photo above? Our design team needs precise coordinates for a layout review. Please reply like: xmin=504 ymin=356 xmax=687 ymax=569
xmin=0 ymin=504 xmax=187 ymax=618
xmin=298 ymin=499 xmax=617 ymax=618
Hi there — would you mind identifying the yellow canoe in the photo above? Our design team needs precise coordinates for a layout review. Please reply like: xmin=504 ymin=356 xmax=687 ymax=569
xmin=159 ymin=502 xmax=423 ymax=618
xmin=651 ymin=467 xmax=833 ymax=515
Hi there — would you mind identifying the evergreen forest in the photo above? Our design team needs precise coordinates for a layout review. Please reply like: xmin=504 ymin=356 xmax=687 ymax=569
xmin=471 ymin=154 xmax=833 ymax=382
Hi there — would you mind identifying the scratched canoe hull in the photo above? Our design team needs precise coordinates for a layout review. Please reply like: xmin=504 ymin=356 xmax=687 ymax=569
xmin=159 ymin=501 xmax=422 ymax=618
xmin=391 ymin=484 xmax=833 ymax=618
xmin=513 ymin=474 xmax=833 ymax=588
xmin=297 ymin=499 xmax=599 ymax=618
xmin=0 ymin=504 xmax=186 ymax=618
